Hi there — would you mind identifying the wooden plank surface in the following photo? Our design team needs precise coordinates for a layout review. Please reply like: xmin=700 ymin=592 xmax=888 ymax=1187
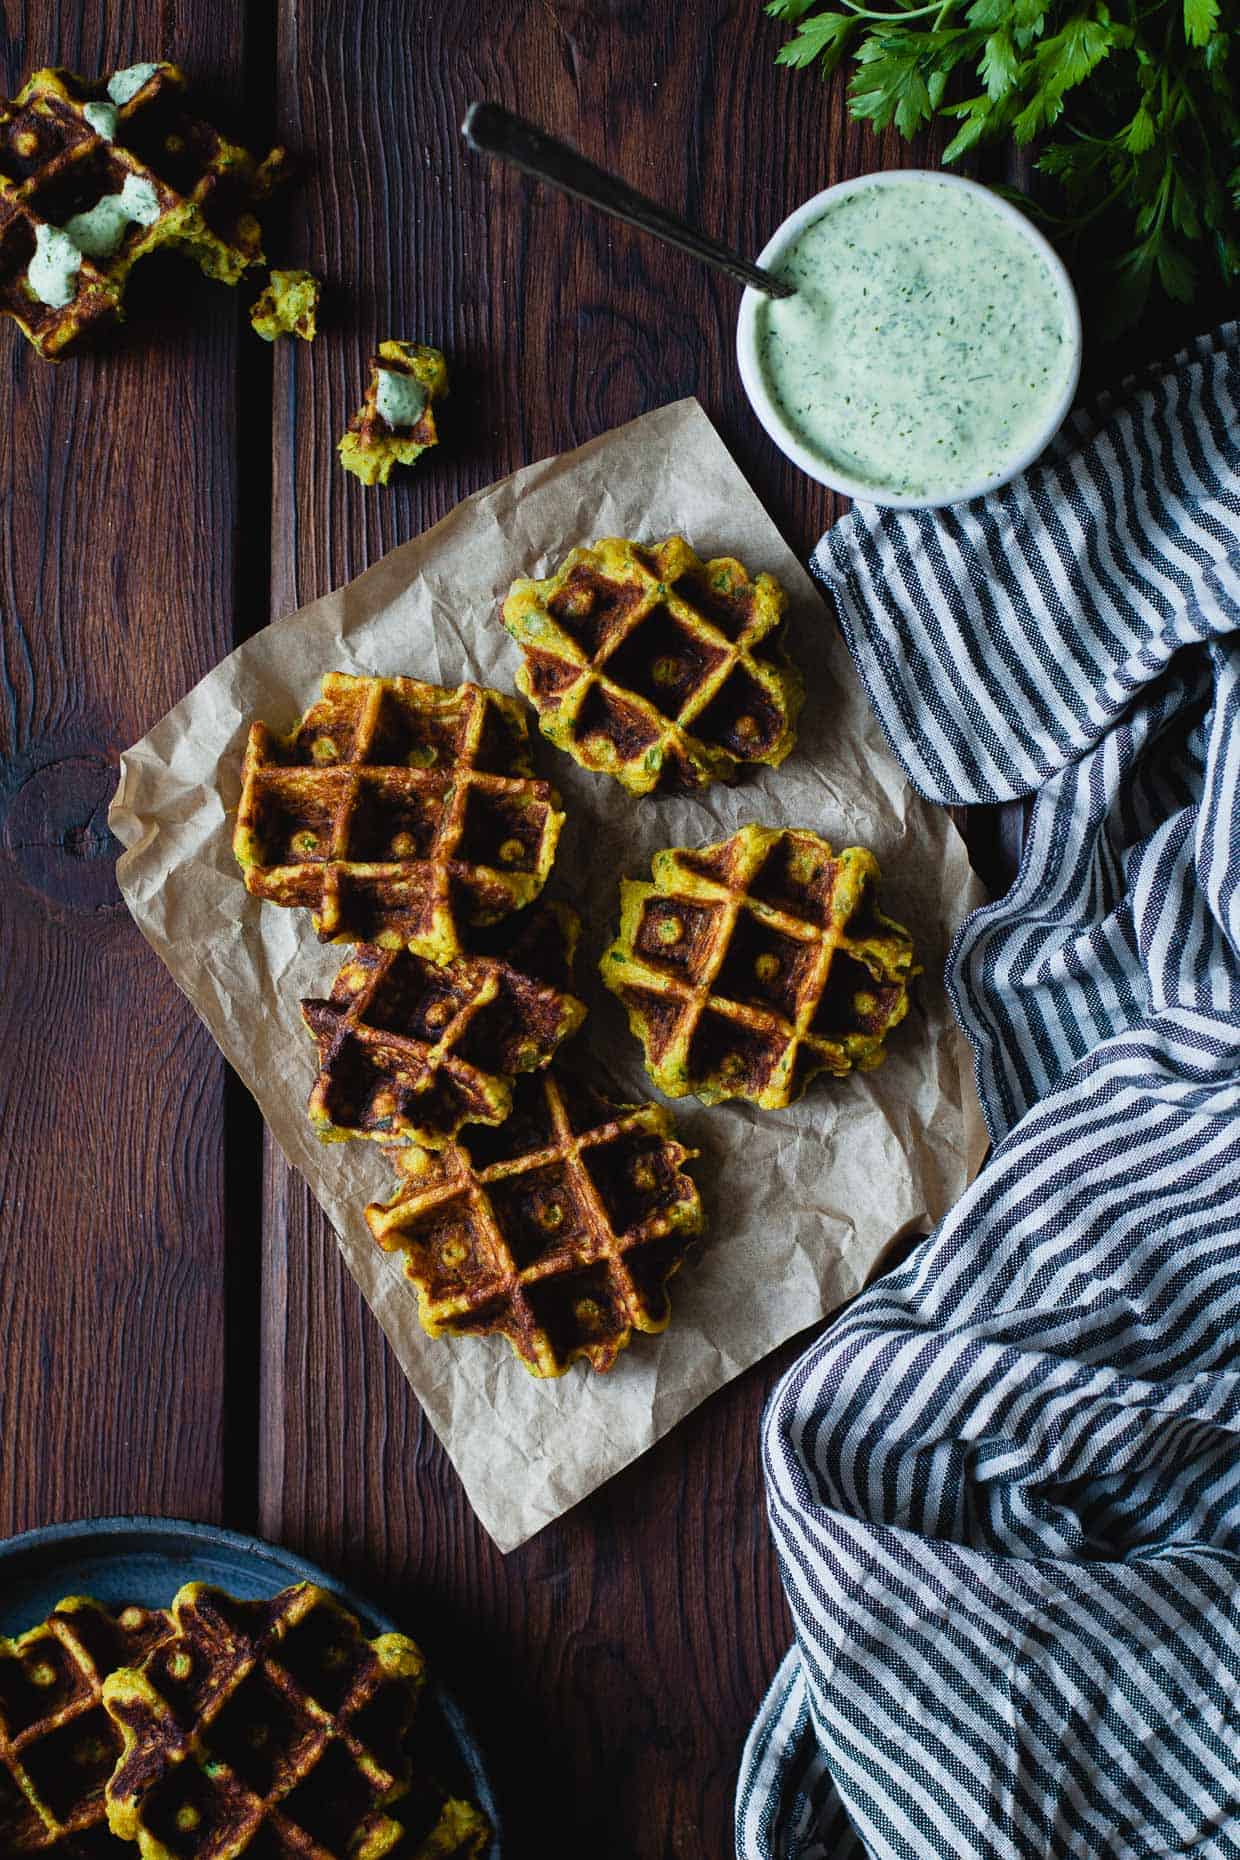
xmin=1 ymin=2 xmax=1128 ymax=1853
xmin=0 ymin=7 xmax=248 ymax=1530
xmin=261 ymin=5 xmax=948 ymax=1853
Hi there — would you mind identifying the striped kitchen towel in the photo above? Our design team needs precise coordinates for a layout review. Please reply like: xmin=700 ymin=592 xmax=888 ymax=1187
xmin=736 ymin=323 xmax=1240 ymax=1860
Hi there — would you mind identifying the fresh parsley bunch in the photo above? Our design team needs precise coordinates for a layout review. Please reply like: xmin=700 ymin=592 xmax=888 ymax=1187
xmin=767 ymin=0 xmax=1238 ymax=328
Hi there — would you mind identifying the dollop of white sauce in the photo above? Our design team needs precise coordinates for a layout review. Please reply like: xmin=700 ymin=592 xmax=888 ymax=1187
xmin=106 ymin=63 xmax=160 ymax=107
xmin=375 ymin=368 xmax=427 ymax=429
xmin=83 ymin=101 xmax=118 ymax=139
xmin=63 ymin=173 xmax=161 ymax=258
xmin=29 ymin=224 xmax=82 ymax=307
xmin=757 ymin=178 xmax=1075 ymax=500
xmin=29 ymin=173 xmax=163 ymax=304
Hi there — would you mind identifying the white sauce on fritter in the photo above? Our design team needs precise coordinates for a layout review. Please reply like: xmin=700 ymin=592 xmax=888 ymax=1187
xmin=375 ymin=368 xmax=427 ymax=429
xmin=107 ymin=63 xmax=160 ymax=106
xmin=29 ymin=174 xmax=162 ymax=304
xmin=84 ymin=101 xmax=118 ymax=139
xmin=29 ymin=225 xmax=82 ymax=307
xmin=63 ymin=174 xmax=161 ymax=258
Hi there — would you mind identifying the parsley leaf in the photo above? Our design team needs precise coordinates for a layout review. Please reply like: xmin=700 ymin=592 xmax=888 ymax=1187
xmin=775 ymin=10 xmax=860 ymax=72
xmin=767 ymin=0 xmax=1240 ymax=327
xmin=1184 ymin=0 xmax=1220 ymax=43
xmin=980 ymin=30 xmax=1021 ymax=98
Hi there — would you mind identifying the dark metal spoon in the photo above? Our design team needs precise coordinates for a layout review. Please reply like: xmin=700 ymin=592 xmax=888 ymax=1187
xmin=461 ymin=101 xmax=795 ymax=300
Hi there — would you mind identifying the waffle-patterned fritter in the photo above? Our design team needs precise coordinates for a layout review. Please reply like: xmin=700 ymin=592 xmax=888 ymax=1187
xmin=339 ymin=341 xmax=448 ymax=485
xmin=0 ymin=63 xmax=289 ymax=360
xmin=501 ymin=536 xmax=804 ymax=795
xmin=234 ymin=672 xmax=564 ymax=962
xmin=601 ymin=824 xmax=917 ymax=1109
xmin=367 ymin=1069 xmax=704 ymax=1377
xmin=250 ymin=267 xmax=319 ymax=341
xmin=103 ymin=1580 xmax=474 ymax=1860
xmin=301 ymin=903 xmax=587 ymax=1149
xmin=0 ymin=1596 xmax=171 ymax=1856
xmin=372 ymin=1783 xmax=490 ymax=1858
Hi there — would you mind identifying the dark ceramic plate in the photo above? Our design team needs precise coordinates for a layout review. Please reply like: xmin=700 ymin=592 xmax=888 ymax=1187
xmin=0 ymin=1514 xmax=500 ymax=1855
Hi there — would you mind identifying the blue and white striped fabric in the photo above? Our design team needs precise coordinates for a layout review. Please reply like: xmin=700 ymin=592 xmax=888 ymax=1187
xmin=736 ymin=323 xmax=1240 ymax=1860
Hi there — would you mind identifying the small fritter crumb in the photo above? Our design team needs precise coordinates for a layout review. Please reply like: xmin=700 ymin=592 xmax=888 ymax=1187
xmin=249 ymin=268 xmax=320 ymax=341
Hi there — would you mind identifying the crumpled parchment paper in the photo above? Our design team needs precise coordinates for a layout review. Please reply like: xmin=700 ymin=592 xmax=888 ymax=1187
xmin=110 ymin=398 xmax=987 ymax=1552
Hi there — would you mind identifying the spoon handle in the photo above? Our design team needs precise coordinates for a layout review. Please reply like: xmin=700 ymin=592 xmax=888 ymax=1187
xmin=461 ymin=101 xmax=794 ymax=301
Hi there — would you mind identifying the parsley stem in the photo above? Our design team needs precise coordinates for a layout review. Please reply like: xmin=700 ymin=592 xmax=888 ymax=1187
xmin=836 ymin=0 xmax=951 ymax=20
xmin=1038 ymin=171 xmax=1134 ymax=232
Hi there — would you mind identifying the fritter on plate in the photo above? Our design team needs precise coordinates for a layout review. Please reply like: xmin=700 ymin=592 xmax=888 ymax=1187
xmin=103 ymin=1580 xmax=488 ymax=1860
xmin=0 ymin=1596 xmax=170 ymax=1855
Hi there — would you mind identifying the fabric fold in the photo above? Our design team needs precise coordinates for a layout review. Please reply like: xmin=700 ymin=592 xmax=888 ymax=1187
xmin=738 ymin=324 xmax=1240 ymax=1859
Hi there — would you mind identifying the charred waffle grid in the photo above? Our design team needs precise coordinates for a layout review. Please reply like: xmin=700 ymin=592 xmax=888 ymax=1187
xmin=301 ymin=904 xmax=586 ymax=1149
xmin=367 ymin=1071 xmax=704 ymax=1377
xmin=601 ymin=825 xmax=916 ymax=1109
xmin=502 ymin=536 xmax=803 ymax=794
xmin=0 ymin=1598 xmax=171 ymax=1857
xmin=0 ymin=64 xmax=285 ymax=359
xmin=234 ymin=673 xmax=564 ymax=961
xmin=103 ymin=1582 xmax=429 ymax=1860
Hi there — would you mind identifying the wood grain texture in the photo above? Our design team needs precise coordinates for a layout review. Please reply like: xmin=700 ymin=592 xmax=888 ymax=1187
xmin=0 ymin=0 xmax=1059 ymax=1851
xmin=261 ymin=4 xmax=951 ymax=1853
xmin=1 ymin=0 xmax=1217 ymax=1848
xmin=0 ymin=4 xmax=249 ymax=1528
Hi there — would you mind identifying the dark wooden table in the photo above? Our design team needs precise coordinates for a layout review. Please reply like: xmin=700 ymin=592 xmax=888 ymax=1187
xmin=3 ymin=1 xmax=1152 ymax=1851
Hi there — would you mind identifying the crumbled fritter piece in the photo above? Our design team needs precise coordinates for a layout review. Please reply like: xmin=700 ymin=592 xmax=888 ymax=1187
xmin=250 ymin=266 xmax=319 ymax=340
xmin=339 ymin=339 xmax=448 ymax=485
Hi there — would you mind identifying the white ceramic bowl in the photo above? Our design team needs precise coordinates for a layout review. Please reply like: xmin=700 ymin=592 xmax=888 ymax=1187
xmin=736 ymin=169 xmax=1082 ymax=510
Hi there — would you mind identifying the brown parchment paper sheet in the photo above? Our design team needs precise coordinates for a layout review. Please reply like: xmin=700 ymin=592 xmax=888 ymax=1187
xmin=110 ymin=399 xmax=987 ymax=1552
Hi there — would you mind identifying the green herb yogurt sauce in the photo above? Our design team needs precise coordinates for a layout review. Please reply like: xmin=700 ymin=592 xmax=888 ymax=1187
xmin=29 ymin=225 xmax=82 ymax=308
xmin=375 ymin=369 xmax=427 ymax=429
xmin=107 ymin=63 xmax=160 ymax=106
xmin=83 ymin=101 xmax=118 ymax=139
xmin=757 ymin=177 xmax=1075 ymax=500
xmin=28 ymin=174 xmax=162 ymax=307
xmin=64 ymin=174 xmax=161 ymax=258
